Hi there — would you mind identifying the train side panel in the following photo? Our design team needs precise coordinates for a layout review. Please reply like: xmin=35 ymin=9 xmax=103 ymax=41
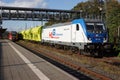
xmin=42 ymin=21 xmax=88 ymax=49
xmin=42 ymin=24 xmax=72 ymax=43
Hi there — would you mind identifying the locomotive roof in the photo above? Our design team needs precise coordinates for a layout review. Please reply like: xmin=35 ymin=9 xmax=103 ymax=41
xmin=43 ymin=22 xmax=72 ymax=28
xmin=43 ymin=18 xmax=104 ymax=28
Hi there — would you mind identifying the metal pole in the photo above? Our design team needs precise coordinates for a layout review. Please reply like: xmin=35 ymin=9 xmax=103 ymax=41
xmin=104 ymin=0 xmax=107 ymax=26
xmin=118 ymin=27 xmax=120 ymax=37
xmin=0 ymin=2 xmax=3 ymax=26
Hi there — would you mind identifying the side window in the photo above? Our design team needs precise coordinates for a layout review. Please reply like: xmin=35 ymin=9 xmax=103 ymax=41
xmin=76 ymin=24 xmax=79 ymax=31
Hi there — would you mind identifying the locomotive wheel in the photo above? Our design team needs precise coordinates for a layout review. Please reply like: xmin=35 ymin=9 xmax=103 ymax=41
xmin=71 ymin=47 xmax=79 ymax=54
xmin=92 ymin=52 xmax=103 ymax=58
xmin=64 ymin=46 xmax=69 ymax=50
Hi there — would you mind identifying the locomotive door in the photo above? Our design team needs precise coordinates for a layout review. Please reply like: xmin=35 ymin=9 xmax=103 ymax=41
xmin=76 ymin=24 xmax=85 ymax=42
xmin=72 ymin=24 xmax=85 ymax=43
xmin=71 ymin=24 xmax=76 ymax=42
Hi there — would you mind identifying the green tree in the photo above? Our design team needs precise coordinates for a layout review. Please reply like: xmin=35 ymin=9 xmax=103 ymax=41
xmin=106 ymin=0 xmax=120 ymax=42
xmin=72 ymin=0 xmax=103 ymax=17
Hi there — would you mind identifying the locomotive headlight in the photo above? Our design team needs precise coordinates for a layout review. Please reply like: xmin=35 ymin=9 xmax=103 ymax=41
xmin=88 ymin=37 xmax=92 ymax=41
xmin=104 ymin=37 xmax=107 ymax=41
xmin=92 ymin=31 xmax=95 ymax=33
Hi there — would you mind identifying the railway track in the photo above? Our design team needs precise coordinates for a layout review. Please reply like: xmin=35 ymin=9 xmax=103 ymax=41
xmin=15 ymin=40 xmax=120 ymax=80
xmin=102 ymin=57 xmax=120 ymax=68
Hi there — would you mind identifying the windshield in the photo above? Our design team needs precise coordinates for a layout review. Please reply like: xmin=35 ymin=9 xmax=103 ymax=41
xmin=86 ymin=23 xmax=105 ymax=32
xmin=95 ymin=24 xmax=105 ymax=30
xmin=86 ymin=25 xmax=94 ymax=31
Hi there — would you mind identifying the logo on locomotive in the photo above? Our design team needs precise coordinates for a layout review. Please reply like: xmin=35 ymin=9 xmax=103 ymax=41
xmin=49 ymin=29 xmax=63 ymax=39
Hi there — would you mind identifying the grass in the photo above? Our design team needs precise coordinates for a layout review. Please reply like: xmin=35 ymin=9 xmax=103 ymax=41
xmin=118 ymin=52 xmax=120 ymax=57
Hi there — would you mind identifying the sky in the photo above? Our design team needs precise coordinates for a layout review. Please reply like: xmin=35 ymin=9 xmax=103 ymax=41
xmin=0 ymin=0 xmax=87 ymax=32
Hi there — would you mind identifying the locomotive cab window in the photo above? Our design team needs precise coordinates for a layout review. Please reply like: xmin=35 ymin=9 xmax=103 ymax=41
xmin=95 ymin=24 xmax=105 ymax=31
xmin=76 ymin=24 xmax=79 ymax=31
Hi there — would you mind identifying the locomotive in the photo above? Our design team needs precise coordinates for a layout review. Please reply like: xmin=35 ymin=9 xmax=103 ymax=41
xmin=20 ymin=18 xmax=112 ymax=56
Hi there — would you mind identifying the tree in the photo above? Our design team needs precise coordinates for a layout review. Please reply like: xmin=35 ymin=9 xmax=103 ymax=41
xmin=72 ymin=0 xmax=103 ymax=18
xmin=106 ymin=0 xmax=120 ymax=42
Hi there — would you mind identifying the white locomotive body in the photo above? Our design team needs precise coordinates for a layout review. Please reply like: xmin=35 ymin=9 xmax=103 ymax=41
xmin=42 ymin=19 xmax=92 ymax=49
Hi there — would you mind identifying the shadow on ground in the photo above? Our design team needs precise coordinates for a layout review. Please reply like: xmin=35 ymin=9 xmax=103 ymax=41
xmin=0 ymin=39 xmax=4 ymax=80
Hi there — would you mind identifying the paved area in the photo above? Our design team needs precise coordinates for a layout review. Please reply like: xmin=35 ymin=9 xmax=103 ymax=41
xmin=0 ymin=40 xmax=78 ymax=80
